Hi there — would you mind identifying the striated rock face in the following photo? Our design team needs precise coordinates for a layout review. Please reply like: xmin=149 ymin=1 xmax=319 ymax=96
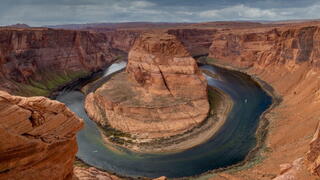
xmin=0 ymin=91 xmax=83 ymax=180
xmin=86 ymin=32 xmax=209 ymax=141
xmin=103 ymin=30 xmax=141 ymax=52
xmin=208 ymin=25 xmax=320 ymax=180
xmin=0 ymin=28 xmax=125 ymax=96
xmin=210 ymin=26 xmax=320 ymax=68
xmin=167 ymin=29 xmax=217 ymax=56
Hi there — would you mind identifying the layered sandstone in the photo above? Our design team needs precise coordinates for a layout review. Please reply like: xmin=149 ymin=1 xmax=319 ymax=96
xmin=85 ymin=32 xmax=209 ymax=144
xmin=206 ymin=25 xmax=320 ymax=179
xmin=0 ymin=91 xmax=83 ymax=180
xmin=0 ymin=28 xmax=126 ymax=96
xmin=167 ymin=29 xmax=217 ymax=56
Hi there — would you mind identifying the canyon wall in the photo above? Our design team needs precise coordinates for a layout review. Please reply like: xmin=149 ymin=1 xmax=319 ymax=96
xmin=208 ymin=25 xmax=320 ymax=179
xmin=0 ymin=90 xmax=83 ymax=180
xmin=0 ymin=28 xmax=127 ymax=96
xmin=167 ymin=29 xmax=217 ymax=56
xmin=102 ymin=30 xmax=140 ymax=53
xmin=210 ymin=26 xmax=320 ymax=68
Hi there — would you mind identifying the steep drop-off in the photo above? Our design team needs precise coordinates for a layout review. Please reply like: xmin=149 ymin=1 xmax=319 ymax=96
xmin=0 ymin=28 xmax=127 ymax=96
xmin=0 ymin=91 xmax=83 ymax=180
xmin=207 ymin=25 xmax=320 ymax=180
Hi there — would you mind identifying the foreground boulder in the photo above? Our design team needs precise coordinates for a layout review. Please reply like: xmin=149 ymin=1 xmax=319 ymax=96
xmin=0 ymin=91 xmax=83 ymax=180
xmin=85 ymin=32 xmax=209 ymax=143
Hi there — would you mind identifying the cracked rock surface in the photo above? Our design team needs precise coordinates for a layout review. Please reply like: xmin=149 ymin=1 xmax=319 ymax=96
xmin=0 ymin=91 xmax=83 ymax=180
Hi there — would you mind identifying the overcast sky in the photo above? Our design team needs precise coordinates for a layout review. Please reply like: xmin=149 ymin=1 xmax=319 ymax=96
xmin=1 ymin=0 xmax=320 ymax=26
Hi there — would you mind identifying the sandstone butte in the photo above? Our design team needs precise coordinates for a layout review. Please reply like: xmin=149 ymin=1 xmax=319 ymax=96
xmin=85 ymin=32 xmax=210 ymax=145
xmin=0 ymin=90 xmax=83 ymax=180
xmin=1 ymin=21 xmax=320 ymax=180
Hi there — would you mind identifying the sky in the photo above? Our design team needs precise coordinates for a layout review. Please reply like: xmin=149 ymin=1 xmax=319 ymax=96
xmin=1 ymin=0 xmax=320 ymax=26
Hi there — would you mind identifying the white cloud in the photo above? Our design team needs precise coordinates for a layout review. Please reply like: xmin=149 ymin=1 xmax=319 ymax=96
xmin=2 ymin=0 xmax=320 ymax=26
xmin=199 ymin=4 xmax=277 ymax=19
xmin=130 ymin=1 xmax=155 ymax=8
xmin=198 ymin=3 xmax=320 ymax=21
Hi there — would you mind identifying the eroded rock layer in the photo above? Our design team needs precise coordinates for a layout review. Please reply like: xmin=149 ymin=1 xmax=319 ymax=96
xmin=0 ymin=91 xmax=83 ymax=180
xmin=86 ymin=32 xmax=209 ymax=140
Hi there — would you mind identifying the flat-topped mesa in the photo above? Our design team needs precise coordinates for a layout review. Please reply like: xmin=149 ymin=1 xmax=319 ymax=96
xmin=85 ymin=32 xmax=210 ymax=143
xmin=126 ymin=32 xmax=208 ymax=99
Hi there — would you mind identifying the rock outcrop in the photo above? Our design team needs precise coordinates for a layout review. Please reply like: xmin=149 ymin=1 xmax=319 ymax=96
xmin=85 ymin=32 xmax=209 ymax=144
xmin=0 ymin=91 xmax=83 ymax=180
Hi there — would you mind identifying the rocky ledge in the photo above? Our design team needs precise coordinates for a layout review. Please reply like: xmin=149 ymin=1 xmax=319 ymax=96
xmin=85 ymin=32 xmax=211 ymax=152
xmin=0 ymin=91 xmax=83 ymax=180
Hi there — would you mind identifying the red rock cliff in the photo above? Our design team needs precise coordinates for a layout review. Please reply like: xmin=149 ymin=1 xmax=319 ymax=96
xmin=0 ymin=90 xmax=83 ymax=180
xmin=0 ymin=28 xmax=126 ymax=96
xmin=210 ymin=26 xmax=320 ymax=68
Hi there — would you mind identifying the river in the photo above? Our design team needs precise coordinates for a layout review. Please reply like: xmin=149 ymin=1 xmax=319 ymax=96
xmin=55 ymin=61 xmax=272 ymax=178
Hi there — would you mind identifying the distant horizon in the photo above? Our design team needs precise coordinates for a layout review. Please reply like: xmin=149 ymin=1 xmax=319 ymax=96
xmin=1 ymin=0 xmax=320 ymax=26
xmin=3 ymin=18 xmax=320 ymax=28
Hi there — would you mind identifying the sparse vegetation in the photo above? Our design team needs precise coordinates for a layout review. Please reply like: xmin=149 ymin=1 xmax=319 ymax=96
xmin=74 ymin=158 xmax=91 ymax=168
xmin=15 ymin=70 xmax=88 ymax=96
xmin=197 ymin=56 xmax=219 ymax=65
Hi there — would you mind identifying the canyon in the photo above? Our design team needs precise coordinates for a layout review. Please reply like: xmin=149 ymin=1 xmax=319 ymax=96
xmin=0 ymin=21 xmax=320 ymax=179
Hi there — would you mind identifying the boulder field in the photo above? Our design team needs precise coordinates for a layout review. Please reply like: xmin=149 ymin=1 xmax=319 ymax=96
xmin=85 ymin=32 xmax=210 ymax=149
